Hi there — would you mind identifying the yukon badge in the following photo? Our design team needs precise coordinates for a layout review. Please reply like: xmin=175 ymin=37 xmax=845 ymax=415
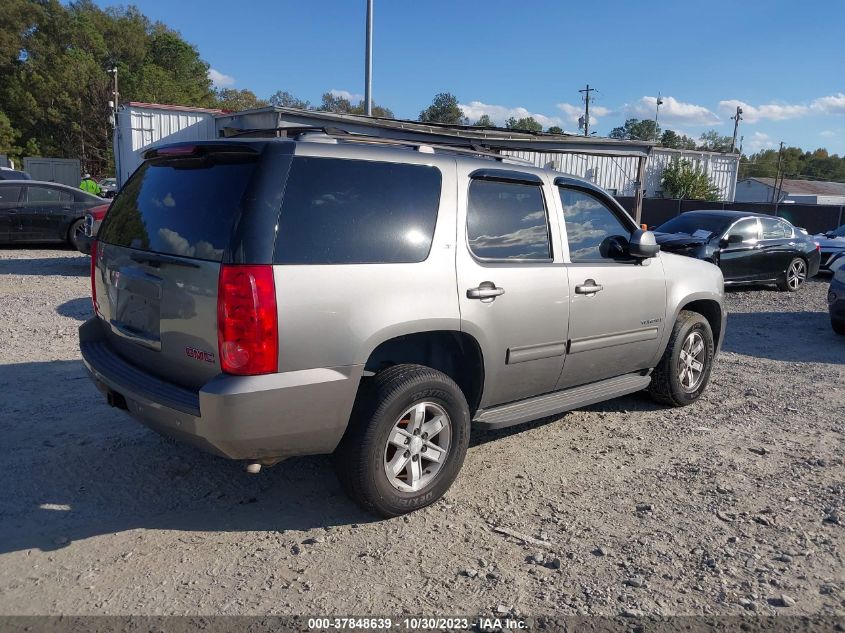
xmin=641 ymin=317 xmax=663 ymax=326
xmin=185 ymin=346 xmax=215 ymax=363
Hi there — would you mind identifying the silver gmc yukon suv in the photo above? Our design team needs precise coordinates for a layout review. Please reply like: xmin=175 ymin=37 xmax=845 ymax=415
xmin=80 ymin=132 xmax=726 ymax=516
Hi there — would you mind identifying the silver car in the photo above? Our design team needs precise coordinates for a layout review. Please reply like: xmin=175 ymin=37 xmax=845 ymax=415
xmin=80 ymin=133 xmax=726 ymax=516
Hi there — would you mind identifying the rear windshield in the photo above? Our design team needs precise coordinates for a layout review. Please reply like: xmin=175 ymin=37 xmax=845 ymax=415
xmin=656 ymin=214 xmax=730 ymax=237
xmin=274 ymin=157 xmax=441 ymax=264
xmin=98 ymin=155 xmax=257 ymax=261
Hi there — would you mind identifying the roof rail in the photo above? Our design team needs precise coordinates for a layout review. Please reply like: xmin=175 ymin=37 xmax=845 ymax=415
xmin=220 ymin=125 xmax=533 ymax=165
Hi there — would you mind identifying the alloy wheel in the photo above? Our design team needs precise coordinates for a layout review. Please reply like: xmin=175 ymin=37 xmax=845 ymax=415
xmin=383 ymin=402 xmax=451 ymax=493
xmin=678 ymin=331 xmax=706 ymax=392
xmin=787 ymin=259 xmax=806 ymax=290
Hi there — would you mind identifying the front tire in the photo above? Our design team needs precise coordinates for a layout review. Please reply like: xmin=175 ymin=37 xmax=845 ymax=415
xmin=334 ymin=364 xmax=470 ymax=517
xmin=777 ymin=257 xmax=807 ymax=292
xmin=648 ymin=311 xmax=715 ymax=407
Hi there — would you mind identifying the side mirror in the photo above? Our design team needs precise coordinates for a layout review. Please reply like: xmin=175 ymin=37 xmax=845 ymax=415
xmin=720 ymin=234 xmax=743 ymax=248
xmin=629 ymin=229 xmax=660 ymax=258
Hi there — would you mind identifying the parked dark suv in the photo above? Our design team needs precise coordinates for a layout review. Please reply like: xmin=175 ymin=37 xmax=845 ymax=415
xmin=80 ymin=133 xmax=726 ymax=516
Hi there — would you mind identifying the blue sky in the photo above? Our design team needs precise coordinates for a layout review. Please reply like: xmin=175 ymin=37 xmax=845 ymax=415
xmin=106 ymin=0 xmax=845 ymax=154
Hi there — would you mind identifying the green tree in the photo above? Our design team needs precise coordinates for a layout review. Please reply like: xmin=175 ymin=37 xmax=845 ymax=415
xmin=660 ymin=129 xmax=696 ymax=150
xmin=318 ymin=92 xmax=393 ymax=118
xmin=215 ymin=88 xmax=268 ymax=111
xmin=268 ymin=91 xmax=311 ymax=109
xmin=473 ymin=114 xmax=494 ymax=127
xmin=505 ymin=116 xmax=543 ymax=133
xmin=697 ymin=130 xmax=733 ymax=153
xmin=546 ymin=125 xmax=563 ymax=134
xmin=609 ymin=118 xmax=660 ymax=141
xmin=418 ymin=93 xmax=467 ymax=125
xmin=661 ymin=159 xmax=720 ymax=200
xmin=0 ymin=0 xmax=217 ymax=174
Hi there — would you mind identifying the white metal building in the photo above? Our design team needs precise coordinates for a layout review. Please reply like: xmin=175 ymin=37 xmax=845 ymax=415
xmin=113 ymin=102 xmax=224 ymax=186
xmin=735 ymin=177 xmax=845 ymax=205
xmin=113 ymin=103 xmax=740 ymax=212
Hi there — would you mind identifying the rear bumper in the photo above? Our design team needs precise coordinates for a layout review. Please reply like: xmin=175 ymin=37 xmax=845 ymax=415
xmin=807 ymin=250 xmax=821 ymax=277
xmin=79 ymin=318 xmax=362 ymax=460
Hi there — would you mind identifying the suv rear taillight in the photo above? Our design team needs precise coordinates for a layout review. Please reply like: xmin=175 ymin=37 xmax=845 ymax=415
xmin=90 ymin=239 xmax=99 ymax=315
xmin=217 ymin=265 xmax=278 ymax=375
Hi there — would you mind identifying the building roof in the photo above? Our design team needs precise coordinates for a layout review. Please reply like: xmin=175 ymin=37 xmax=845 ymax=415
xmin=124 ymin=101 xmax=228 ymax=115
xmin=215 ymin=106 xmax=657 ymax=157
xmin=744 ymin=177 xmax=845 ymax=196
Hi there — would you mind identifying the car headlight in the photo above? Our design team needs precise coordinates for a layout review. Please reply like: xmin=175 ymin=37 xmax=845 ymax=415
xmin=834 ymin=267 xmax=845 ymax=284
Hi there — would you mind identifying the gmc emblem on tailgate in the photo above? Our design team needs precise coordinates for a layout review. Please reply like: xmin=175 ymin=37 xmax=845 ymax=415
xmin=185 ymin=347 xmax=215 ymax=363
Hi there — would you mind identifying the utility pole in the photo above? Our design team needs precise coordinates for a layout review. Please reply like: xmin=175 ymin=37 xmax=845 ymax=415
xmin=107 ymin=67 xmax=119 ymax=123
xmin=579 ymin=84 xmax=596 ymax=136
xmin=654 ymin=93 xmax=663 ymax=142
xmin=771 ymin=141 xmax=784 ymax=203
xmin=730 ymin=105 xmax=743 ymax=153
xmin=364 ymin=0 xmax=373 ymax=117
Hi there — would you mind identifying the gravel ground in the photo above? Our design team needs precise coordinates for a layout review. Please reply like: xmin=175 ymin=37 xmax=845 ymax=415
xmin=0 ymin=247 xmax=842 ymax=618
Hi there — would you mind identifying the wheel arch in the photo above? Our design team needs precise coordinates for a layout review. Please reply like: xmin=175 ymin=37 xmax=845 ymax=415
xmin=678 ymin=298 xmax=724 ymax=350
xmin=362 ymin=330 xmax=485 ymax=415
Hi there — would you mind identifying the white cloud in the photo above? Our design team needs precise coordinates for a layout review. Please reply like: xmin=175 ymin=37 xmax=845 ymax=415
xmin=208 ymin=68 xmax=235 ymax=88
xmin=811 ymin=93 xmax=845 ymax=115
xmin=819 ymin=129 xmax=838 ymax=138
xmin=458 ymin=100 xmax=563 ymax=129
xmin=329 ymin=89 xmax=364 ymax=103
xmin=718 ymin=99 xmax=808 ymax=123
xmin=556 ymin=102 xmax=611 ymax=128
xmin=745 ymin=131 xmax=776 ymax=152
xmin=626 ymin=96 xmax=720 ymax=126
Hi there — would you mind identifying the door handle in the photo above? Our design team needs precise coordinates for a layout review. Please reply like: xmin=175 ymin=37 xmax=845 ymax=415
xmin=467 ymin=281 xmax=505 ymax=302
xmin=575 ymin=279 xmax=603 ymax=295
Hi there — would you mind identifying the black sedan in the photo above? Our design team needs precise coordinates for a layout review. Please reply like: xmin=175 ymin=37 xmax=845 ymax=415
xmin=654 ymin=210 xmax=821 ymax=291
xmin=0 ymin=180 xmax=103 ymax=249
xmin=814 ymin=223 xmax=845 ymax=272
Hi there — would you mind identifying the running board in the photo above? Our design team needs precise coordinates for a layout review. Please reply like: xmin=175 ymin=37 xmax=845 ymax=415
xmin=472 ymin=372 xmax=651 ymax=430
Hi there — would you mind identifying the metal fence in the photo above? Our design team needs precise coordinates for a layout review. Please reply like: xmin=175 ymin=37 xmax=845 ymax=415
xmin=616 ymin=197 xmax=845 ymax=234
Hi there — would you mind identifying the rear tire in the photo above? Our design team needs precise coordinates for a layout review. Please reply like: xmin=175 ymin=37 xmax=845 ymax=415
xmin=648 ymin=311 xmax=715 ymax=407
xmin=68 ymin=219 xmax=85 ymax=250
xmin=833 ymin=319 xmax=845 ymax=336
xmin=777 ymin=257 xmax=807 ymax=292
xmin=333 ymin=364 xmax=470 ymax=517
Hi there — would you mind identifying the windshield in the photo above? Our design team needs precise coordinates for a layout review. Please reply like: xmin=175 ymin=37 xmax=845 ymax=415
xmin=830 ymin=224 xmax=845 ymax=237
xmin=656 ymin=214 xmax=731 ymax=237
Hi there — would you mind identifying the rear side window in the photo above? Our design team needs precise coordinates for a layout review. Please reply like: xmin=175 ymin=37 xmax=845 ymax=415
xmin=274 ymin=157 xmax=441 ymax=264
xmin=27 ymin=186 xmax=72 ymax=203
xmin=466 ymin=179 xmax=551 ymax=260
xmin=761 ymin=217 xmax=791 ymax=239
xmin=98 ymin=156 xmax=257 ymax=261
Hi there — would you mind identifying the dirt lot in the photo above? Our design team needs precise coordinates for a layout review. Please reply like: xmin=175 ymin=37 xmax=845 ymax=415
xmin=0 ymin=247 xmax=842 ymax=618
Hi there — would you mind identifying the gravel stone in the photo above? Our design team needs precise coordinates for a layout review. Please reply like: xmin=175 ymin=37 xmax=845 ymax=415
xmin=0 ymin=250 xmax=842 ymax=617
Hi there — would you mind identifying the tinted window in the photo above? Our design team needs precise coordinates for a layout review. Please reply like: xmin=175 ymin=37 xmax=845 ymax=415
xmin=466 ymin=179 xmax=551 ymax=260
xmin=0 ymin=185 xmax=22 ymax=203
xmin=98 ymin=156 xmax=257 ymax=261
xmin=559 ymin=188 xmax=631 ymax=261
xmin=27 ymin=186 xmax=72 ymax=203
xmin=761 ymin=217 xmax=790 ymax=239
xmin=274 ymin=157 xmax=441 ymax=264
xmin=728 ymin=218 xmax=759 ymax=242
xmin=656 ymin=214 xmax=730 ymax=237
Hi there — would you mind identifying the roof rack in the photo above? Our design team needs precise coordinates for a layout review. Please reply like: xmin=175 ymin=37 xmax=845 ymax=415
xmin=220 ymin=125 xmax=533 ymax=165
